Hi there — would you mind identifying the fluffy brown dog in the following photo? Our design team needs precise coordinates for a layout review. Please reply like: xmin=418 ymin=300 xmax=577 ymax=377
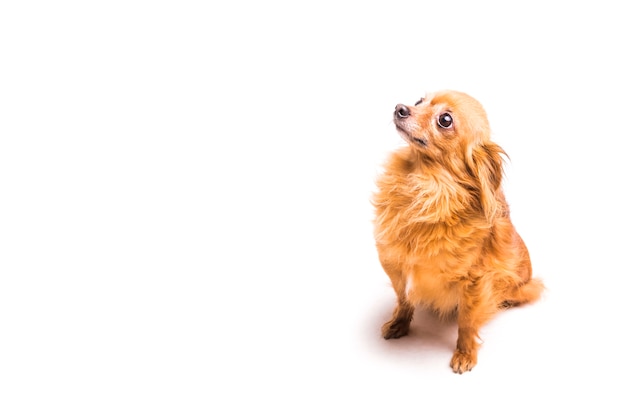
xmin=373 ymin=90 xmax=544 ymax=373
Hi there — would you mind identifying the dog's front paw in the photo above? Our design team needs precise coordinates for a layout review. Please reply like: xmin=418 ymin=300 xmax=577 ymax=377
xmin=450 ymin=349 xmax=477 ymax=374
xmin=381 ymin=318 xmax=410 ymax=339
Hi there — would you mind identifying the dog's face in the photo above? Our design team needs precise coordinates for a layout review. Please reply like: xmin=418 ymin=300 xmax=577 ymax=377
xmin=393 ymin=90 xmax=504 ymax=222
xmin=393 ymin=90 xmax=491 ymax=161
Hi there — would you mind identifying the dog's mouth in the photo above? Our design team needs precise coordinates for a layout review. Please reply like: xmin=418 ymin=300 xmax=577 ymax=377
xmin=395 ymin=125 xmax=427 ymax=147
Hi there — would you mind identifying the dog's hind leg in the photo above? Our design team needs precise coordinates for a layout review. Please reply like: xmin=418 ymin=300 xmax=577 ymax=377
xmin=500 ymin=277 xmax=545 ymax=308
xmin=499 ymin=230 xmax=544 ymax=308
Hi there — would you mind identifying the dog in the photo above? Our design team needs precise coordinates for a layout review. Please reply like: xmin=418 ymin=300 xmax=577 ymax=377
xmin=372 ymin=90 xmax=544 ymax=373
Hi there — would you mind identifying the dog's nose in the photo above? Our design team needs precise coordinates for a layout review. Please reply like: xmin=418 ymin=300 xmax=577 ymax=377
xmin=395 ymin=104 xmax=410 ymax=119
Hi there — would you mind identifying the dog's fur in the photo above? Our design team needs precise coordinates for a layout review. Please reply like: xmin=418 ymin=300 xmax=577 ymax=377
xmin=373 ymin=90 xmax=544 ymax=373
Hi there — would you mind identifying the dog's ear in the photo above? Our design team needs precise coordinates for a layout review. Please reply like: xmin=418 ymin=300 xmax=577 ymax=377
xmin=466 ymin=142 xmax=505 ymax=222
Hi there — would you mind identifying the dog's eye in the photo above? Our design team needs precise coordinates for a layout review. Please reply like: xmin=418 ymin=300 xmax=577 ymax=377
xmin=437 ymin=113 xmax=453 ymax=128
xmin=415 ymin=98 xmax=424 ymax=106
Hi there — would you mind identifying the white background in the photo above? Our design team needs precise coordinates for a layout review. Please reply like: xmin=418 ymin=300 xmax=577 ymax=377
xmin=1 ymin=1 xmax=625 ymax=415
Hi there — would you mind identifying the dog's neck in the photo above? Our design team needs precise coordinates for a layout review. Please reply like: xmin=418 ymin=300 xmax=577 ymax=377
xmin=403 ymin=146 xmax=469 ymax=183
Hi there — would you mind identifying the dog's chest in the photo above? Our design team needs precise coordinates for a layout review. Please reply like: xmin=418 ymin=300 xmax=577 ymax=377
xmin=374 ymin=171 xmax=487 ymax=270
xmin=375 ymin=175 xmax=476 ymax=244
xmin=405 ymin=266 xmax=461 ymax=312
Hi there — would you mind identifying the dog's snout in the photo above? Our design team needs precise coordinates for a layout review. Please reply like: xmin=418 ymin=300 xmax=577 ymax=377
xmin=395 ymin=104 xmax=410 ymax=119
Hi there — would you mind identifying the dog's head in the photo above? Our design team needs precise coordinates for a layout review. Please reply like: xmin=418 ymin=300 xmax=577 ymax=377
xmin=393 ymin=90 xmax=505 ymax=221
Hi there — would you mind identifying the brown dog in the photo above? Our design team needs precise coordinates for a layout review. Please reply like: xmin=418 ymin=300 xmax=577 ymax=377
xmin=373 ymin=90 xmax=544 ymax=373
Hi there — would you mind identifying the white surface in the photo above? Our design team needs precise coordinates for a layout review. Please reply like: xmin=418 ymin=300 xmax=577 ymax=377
xmin=1 ymin=1 xmax=624 ymax=416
